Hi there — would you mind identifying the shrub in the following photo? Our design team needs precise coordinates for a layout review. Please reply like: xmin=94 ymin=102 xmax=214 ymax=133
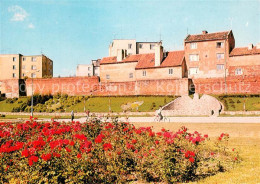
xmin=0 ymin=119 xmax=239 ymax=183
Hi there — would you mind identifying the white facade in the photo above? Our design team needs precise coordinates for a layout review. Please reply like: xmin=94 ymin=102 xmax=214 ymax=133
xmin=76 ymin=64 xmax=93 ymax=77
xmin=109 ymin=39 xmax=162 ymax=57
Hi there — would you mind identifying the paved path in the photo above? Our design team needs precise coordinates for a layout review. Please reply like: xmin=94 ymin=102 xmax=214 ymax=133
xmin=55 ymin=116 xmax=260 ymax=123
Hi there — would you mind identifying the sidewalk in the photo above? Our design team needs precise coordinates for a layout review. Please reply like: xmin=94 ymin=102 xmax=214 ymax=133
xmin=56 ymin=116 xmax=260 ymax=123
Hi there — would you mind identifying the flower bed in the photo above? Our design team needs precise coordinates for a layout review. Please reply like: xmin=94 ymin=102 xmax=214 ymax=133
xmin=0 ymin=118 xmax=239 ymax=183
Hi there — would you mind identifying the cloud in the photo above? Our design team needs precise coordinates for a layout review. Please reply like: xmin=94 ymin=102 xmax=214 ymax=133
xmin=8 ymin=5 xmax=29 ymax=21
xmin=28 ymin=23 xmax=35 ymax=29
xmin=245 ymin=21 xmax=249 ymax=27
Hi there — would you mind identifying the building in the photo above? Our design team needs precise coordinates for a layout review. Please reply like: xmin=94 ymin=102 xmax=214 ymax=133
xmin=228 ymin=44 xmax=260 ymax=76
xmin=76 ymin=59 xmax=100 ymax=77
xmin=100 ymin=44 xmax=186 ymax=82
xmin=0 ymin=54 xmax=53 ymax=80
xmin=184 ymin=30 xmax=235 ymax=78
xmin=108 ymin=39 xmax=162 ymax=57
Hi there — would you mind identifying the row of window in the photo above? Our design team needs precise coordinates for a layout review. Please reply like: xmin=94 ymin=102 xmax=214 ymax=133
xmin=12 ymin=57 xmax=37 ymax=62
xmin=12 ymin=73 xmax=36 ymax=78
xmin=190 ymin=42 xmax=224 ymax=49
xmin=189 ymin=53 xmax=224 ymax=61
xmin=105 ymin=69 xmax=174 ymax=79
xmin=189 ymin=67 xmax=243 ymax=75
xmin=12 ymin=65 xmax=37 ymax=70
xmin=128 ymin=44 xmax=155 ymax=50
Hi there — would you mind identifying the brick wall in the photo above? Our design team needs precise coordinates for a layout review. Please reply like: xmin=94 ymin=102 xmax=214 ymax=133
xmin=193 ymin=76 xmax=260 ymax=94
xmin=25 ymin=77 xmax=189 ymax=96
xmin=25 ymin=77 xmax=100 ymax=96
xmin=0 ymin=79 xmax=20 ymax=98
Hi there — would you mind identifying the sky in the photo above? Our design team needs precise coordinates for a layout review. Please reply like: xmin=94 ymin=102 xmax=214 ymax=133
xmin=0 ymin=0 xmax=259 ymax=77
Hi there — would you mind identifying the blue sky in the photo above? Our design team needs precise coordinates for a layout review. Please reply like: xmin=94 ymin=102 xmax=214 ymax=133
xmin=0 ymin=0 xmax=259 ymax=76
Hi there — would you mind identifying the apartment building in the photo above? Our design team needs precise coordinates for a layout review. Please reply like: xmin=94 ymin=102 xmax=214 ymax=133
xmin=76 ymin=59 xmax=100 ymax=77
xmin=184 ymin=30 xmax=235 ymax=78
xmin=108 ymin=39 xmax=162 ymax=57
xmin=0 ymin=54 xmax=53 ymax=80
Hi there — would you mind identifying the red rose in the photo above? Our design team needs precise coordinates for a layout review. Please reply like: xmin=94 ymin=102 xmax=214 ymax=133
xmin=77 ymin=153 xmax=82 ymax=158
xmin=131 ymin=139 xmax=137 ymax=144
xmin=189 ymin=157 xmax=195 ymax=163
xmin=21 ymin=149 xmax=30 ymax=158
xmin=103 ymin=143 xmax=113 ymax=151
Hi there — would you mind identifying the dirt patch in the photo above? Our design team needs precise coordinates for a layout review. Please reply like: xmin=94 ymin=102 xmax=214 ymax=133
xmin=132 ymin=122 xmax=260 ymax=138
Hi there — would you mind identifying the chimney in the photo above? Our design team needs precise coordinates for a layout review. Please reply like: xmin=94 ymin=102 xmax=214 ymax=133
xmin=117 ymin=49 xmax=124 ymax=62
xmin=202 ymin=30 xmax=208 ymax=34
xmin=155 ymin=43 xmax=163 ymax=67
xmin=117 ymin=49 xmax=127 ymax=62
xmin=248 ymin=43 xmax=253 ymax=50
xmin=256 ymin=43 xmax=260 ymax=49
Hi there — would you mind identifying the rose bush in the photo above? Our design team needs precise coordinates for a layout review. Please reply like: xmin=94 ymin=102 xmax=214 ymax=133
xmin=0 ymin=118 xmax=239 ymax=183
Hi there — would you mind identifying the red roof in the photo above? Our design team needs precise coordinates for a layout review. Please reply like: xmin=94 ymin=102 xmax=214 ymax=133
xmin=230 ymin=46 xmax=260 ymax=57
xmin=185 ymin=31 xmax=230 ymax=42
xmin=135 ymin=51 xmax=184 ymax=69
xmin=100 ymin=51 xmax=184 ymax=69
xmin=100 ymin=56 xmax=117 ymax=64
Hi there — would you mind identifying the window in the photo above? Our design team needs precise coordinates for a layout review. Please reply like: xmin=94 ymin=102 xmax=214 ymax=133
xmin=128 ymin=44 xmax=132 ymax=49
xmin=169 ymin=68 xmax=173 ymax=75
xmin=22 ymin=73 xmax=25 ymax=77
xmin=139 ymin=44 xmax=143 ymax=49
xmin=106 ymin=74 xmax=110 ymax=79
xmin=189 ymin=54 xmax=199 ymax=61
xmin=235 ymin=68 xmax=243 ymax=75
xmin=88 ymin=67 xmax=91 ymax=71
xmin=31 ymin=73 xmax=36 ymax=78
xmin=13 ymin=65 xmax=16 ymax=70
xmin=31 ymin=65 xmax=37 ymax=70
xmin=142 ymin=70 xmax=146 ymax=76
xmin=23 ymin=57 xmax=26 ymax=61
xmin=150 ymin=44 xmax=155 ymax=50
xmin=22 ymin=65 xmax=25 ymax=69
xmin=217 ymin=64 xmax=224 ymax=70
xmin=31 ymin=57 xmax=36 ymax=62
xmin=129 ymin=73 xmax=133 ymax=78
xmin=190 ymin=43 xmax=197 ymax=49
xmin=189 ymin=67 xmax=199 ymax=75
xmin=216 ymin=42 xmax=224 ymax=48
xmin=12 ymin=73 xmax=16 ymax=78
xmin=13 ymin=57 xmax=16 ymax=62
xmin=216 ymin=53 xmax=224 ymax=60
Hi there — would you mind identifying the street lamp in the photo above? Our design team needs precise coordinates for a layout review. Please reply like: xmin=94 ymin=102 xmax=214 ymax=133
xmin=25 ymin=70 xmax=40 ymax=117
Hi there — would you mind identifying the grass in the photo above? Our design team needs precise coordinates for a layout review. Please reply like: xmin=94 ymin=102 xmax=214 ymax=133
xmin=1 ymin=95 xmax=260 ymax=113
xmin=212 ymin=95 xmax=260 ymax=111
xmin=64 ymin=96 xmax=176 ymax=112
xmin=0 ymin=98 xmax=28 ymax=112
xmin=132 ymin=122 xmax=260 ymax=183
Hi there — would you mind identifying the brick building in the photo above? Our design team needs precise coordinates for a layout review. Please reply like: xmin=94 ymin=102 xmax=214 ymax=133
xmin=184 ymin=30 xmax=235 ymax=78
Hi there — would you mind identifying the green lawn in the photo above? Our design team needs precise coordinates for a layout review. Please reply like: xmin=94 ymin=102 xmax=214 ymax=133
xmin=213 ymin=95 xmax=260 ymax=111
xmin=62 ymin=96 xmax=176 ymax=112
xmin=0 ymin=97 xmax=28 ymax=112
xmin=1 ymin=95 xmax=260 ymax=113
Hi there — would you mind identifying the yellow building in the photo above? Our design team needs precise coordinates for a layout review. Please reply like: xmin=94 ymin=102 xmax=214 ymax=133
xmin=0 ymin=54 xmax=53 ymax=80
xmin=100 ymin=44 xmax=186 ymax=82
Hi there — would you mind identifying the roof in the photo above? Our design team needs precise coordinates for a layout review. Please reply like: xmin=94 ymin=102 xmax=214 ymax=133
xmin=100 ymin=50 xmax=185 ymax=69
xmin=100 ymin=56 xmax=117 ymax=64
xmin=135 ymin=51 xmax=184 ymax=69
xmin=185 ymin=31 xmax=230 ymax=42
xmin=230 ymin=46 xmax=260 ymax=57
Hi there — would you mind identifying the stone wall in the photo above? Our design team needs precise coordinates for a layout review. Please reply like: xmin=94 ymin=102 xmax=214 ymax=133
xmin=192 ymin=76 xmax=260 ymax=94
xmin=25 ymin=77 xmax=189 ymax=96
xmin=0 ymin=79 xmax=20 ymax=98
